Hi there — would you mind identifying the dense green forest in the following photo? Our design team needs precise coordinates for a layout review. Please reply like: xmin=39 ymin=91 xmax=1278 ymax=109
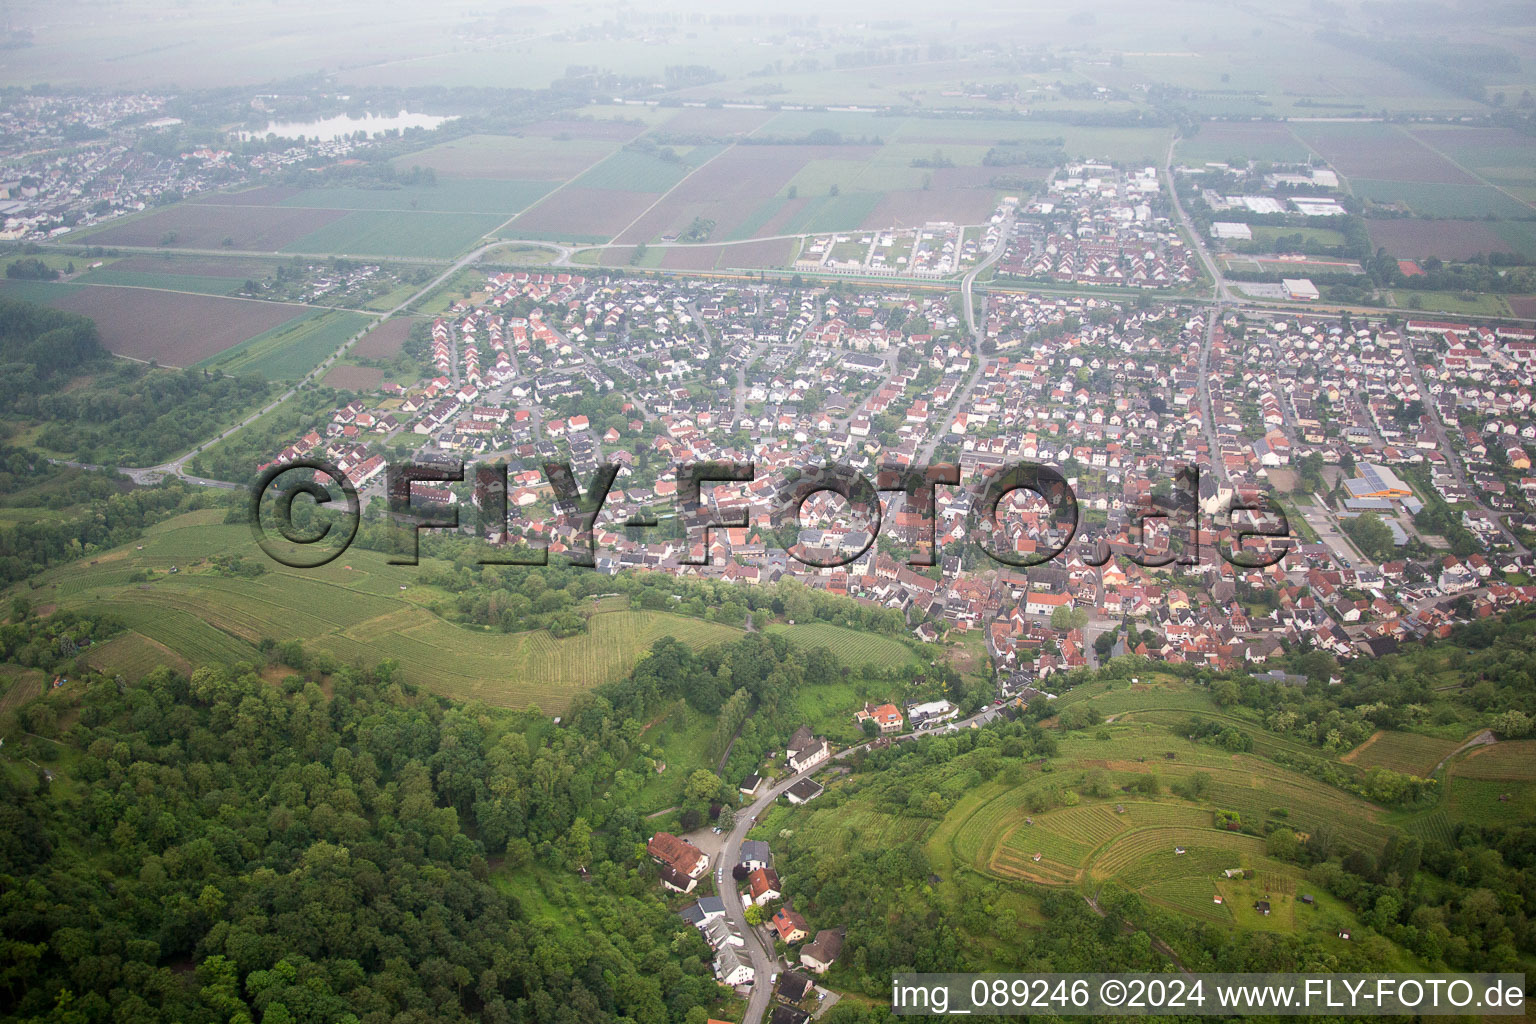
xmin=27 ymin=362 xmax=270 ymax=468
xmin=0 ymin=654 xmax=744 ymax=1024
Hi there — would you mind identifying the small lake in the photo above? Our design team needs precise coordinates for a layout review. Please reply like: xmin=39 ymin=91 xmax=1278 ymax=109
xmin=240 ymin=110 xmax=456 ymax=142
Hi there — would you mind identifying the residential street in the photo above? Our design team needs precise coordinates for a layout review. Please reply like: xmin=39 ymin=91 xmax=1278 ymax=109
xmin=714 ymin=706 xmax=1003 ymax=1024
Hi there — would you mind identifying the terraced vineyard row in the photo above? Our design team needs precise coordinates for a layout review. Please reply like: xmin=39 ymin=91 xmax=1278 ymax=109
xmin=85 ymin=633 xmax=190 ymax=680
xmin=991 ymin=846 xmax=1080 ymax=883
xmin=1453 ymin=741 xmax=1536 ymax=781
xmin=1403 ymin=808 xmax=1455 ymax=847
xmin=1114 ymin=708 xmax=1319 ymax=759
xmin=1000 ymin=820 xmax=1095 ymax=866
xmin=763 ymin=622 xmax=917 ymax=670
xmin=1091 ymin=827 xmax=1263 ymax=882
xmin=1343 ymin=730 xmax=1461 ymax=777
xmin=950 ymin=786 xmax=1038 ymax=868
xmin=93 ymin=601 xmax=260 ymax=666
xmin=1141 ymin=876 xmax=1232 ymax=923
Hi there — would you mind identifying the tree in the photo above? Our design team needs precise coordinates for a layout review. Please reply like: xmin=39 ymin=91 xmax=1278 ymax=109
xmin=1266 ymin=828 xmax=1302 ymax=862
xmin=564 ymin=817 xmax=593 ymax=869
xmin=744 ymin=904 xmax=764 ymax=926
xmin=685 ymin=769 xmax=723 ymax=802
xmin=1341 ymin=511 xmax=1393 ymax=562
xmin=1051 ymin=605 xmax=1089 ymax=632
xmin=1491 ymin=708 xmax=1532 ymax=738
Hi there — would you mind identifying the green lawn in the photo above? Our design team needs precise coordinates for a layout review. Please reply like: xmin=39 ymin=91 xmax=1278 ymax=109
xmin=1389 ymin=290 xmax=1513 ymax=316
xmin=1248 ymin=225 xmax=1350 ymax=250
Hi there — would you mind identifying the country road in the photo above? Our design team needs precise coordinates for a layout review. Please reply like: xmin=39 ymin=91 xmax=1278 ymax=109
xmin=717 ymin=705 xmax=1005 ymax=1024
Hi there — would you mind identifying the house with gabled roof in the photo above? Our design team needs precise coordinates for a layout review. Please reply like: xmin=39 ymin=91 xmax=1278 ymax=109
xmin=799 ymin=929 xmax=845 ymax=974
xmin=747 ymin=867 xmax=782 ymax=906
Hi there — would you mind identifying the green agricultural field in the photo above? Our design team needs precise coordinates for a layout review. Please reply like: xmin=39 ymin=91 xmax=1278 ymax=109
xmin=722 ymin=197 xmax=791 ymax=241
xmin=1351 ymin=180 xmax=1534 ymax=219
xmin=1342 ymin=730 xmax=1461 ymax=777
xmin=775 ymin=192 xmax=885 ymax=235
xmin=0 ymin=278 xmax=84 ymax=304
xmin=283 ymin=210 xmax=506 ymax=259
xmin=762 ymin=621 xmax=918 ymax=670
xmin=74 ymin=267 xmax=249 ymax=295
xmin=1493 ymin=220 xmax=1536 ymax=260
xmin=1174 ymin=127 xmax=1312 ymax=166
xmin=195 ymin=308 xmax=373 ymax=380
xmin=279 ymin=179 xmax=556 ymax=215
xmin=43 ymin=515 xmax=744 ymax=711
xmin=573 ymin=145 xmax=722 ymax=191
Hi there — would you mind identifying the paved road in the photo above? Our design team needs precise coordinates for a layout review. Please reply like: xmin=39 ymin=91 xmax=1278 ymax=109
xmin=1405 ymin=353 xmax=1528 ymax=555
xmin=718 ymin=706 xmax=1004 ymax=1024
xmin=918 ymin=217 xmax=1011 ymax=464
xmin=1165 ymin=136 xmax=1233 ymax=305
